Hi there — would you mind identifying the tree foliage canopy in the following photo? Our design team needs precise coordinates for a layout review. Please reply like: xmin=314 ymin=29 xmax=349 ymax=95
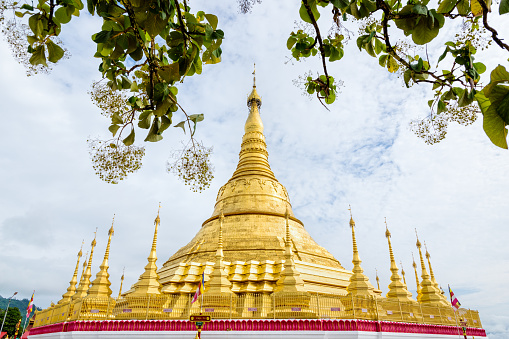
xmin=0 ymin=0 xmax=508 ymax=188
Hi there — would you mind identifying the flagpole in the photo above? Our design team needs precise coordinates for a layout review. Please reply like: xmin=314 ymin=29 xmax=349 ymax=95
xmin=453 ymin=309 xmax=462 ymax=339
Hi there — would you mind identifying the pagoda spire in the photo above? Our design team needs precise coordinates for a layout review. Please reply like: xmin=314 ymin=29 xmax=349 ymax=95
xmin=411 ymin=252 xmax=421 ymax=296
xmin=274 ymin=206 xmax=306 ymax=292
xmin=400 ymin=261 xmax=407 ymax=286
xmin=58 ymin=241 xmax=83 ymax=304
xmin=375 ymin=269 xmax=380 ymax=290
xmin=346 ymin=206 xmax=375 ymax=296
xmin=88 ymin=216 xmax=115 ymax=298
xmin=384 ymin=219 xmax=414 ymax=302
xmin=424 ymin=241 xmax=449 ymax=305
xmin=204 ymin=209 xmax=233 ymax=294
xmin=73 ymin=231 xmax=98 ymax=299
xmin=118 ymin=267 xmax=125 ymax=299
xmin=229 ymin=65 xmax=276 ymax=182
xmin=129 ymin=205 xmax=162 ymax=296
xmin=415 ymin=229 xmax=442 ymax=304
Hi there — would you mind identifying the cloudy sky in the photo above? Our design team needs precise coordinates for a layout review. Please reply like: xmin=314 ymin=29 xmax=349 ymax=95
xmin=0 ymin=1 xmax=508 ymax=338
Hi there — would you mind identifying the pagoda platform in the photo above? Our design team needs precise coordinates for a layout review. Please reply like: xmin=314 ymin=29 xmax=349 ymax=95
xmin=28 ymin=319 xmax=486 ymax=339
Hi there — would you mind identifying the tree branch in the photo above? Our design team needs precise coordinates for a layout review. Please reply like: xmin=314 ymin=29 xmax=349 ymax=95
xmin=477 ymin=0 xmax=509 ymax=52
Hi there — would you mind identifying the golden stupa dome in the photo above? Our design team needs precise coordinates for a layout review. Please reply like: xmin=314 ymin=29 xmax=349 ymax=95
xmin=158 ymin=80 xmax=350 ymax=295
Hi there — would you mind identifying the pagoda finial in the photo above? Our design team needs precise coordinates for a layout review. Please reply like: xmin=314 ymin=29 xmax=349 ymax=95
xmin=412 ymin=252 xmax=421 ymax=295
xmin=384 ymin=220 xmax=413 ymax=301
xmin=118 ymin=267 xmax=125 ymax=299
xmin=127 ymin=205 xmax=162 ymax=296
xmin=59 ymin=243 xmax=84 ymax=304
xmin=88 ymin=217 xmax=115 ymax=298
xmin=346 ymin=207 xmax=375 ymax=296
xmin=400 ymin=261 xmax=407 ymax=285
xmin=252 ymin=63 xmax=256 ymax=88
xmin=375 ymin=268 xmax=380 ymax=290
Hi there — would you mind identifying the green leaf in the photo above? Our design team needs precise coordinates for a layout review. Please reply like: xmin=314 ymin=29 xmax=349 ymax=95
xmin=112 ymin=112 xmax=123 ymax=125
xmin=412 ymin=4 xmax=428 ymax=14
xmin=204 ymin=14 xmax=218 ymax=29
xmin=484 ymin=65 xmax=509 ymax=95
xmin=55 ymin=6 xmax=72 ymax=24
xmin=20 ymin=4 xmax=34 ymax=10
xmin=324 ymin=91 xmax=336 ymax=104
xmin=159 ymin=114 xmax=173 ymax=134
xmin=145 ymin=13 xmax=166 ymax=38
xmin=189 ymin=113 xmax=204 ymax=136
xmin=379 ymin=54 xmax=388 ymax=67
xmin=108 ymin=124 xmax=120 ymax=137
xmin=29 ymin=44 xmax=47 ymax=66
xmin=145 ymin=118 xmax=163 ymax=142
xmin=458 ymin=88 xmax=473 ymax=107
xmin=473 ymin=62 xmax=486 ymax=74
xmin=457 ymin=0 xmax=470 ymax=15
xmin=93 ymin=30 xmax=113 ymax=43
xmin=412 ymin=17 xmax=440 ymax=45
xmin=437 ymin=47 xmax=449 ymax=64
xmin=437 ymin=100 xmax=446 ymax=113
xmin=437 ymin=0 xmax=456 ymax=13
xmin=174 ymin=120 xmax=186 ymax=133
xmin=387 ymin=55 xmax=399 ymax=73
xmin=123 ymin=128 xmax=135 ymax=146
xmin=299 ymin=1 xmax=320 ymax=24
xmin=476 ymin=91 xmax=508 ymax=149
xmin=46 ymin=40 xmax=65 ymax=63
xmin=287 ymin=36 xmax=298 ymax=50
xmin=129 ymin=45 xmax=143 ymax=61
xmin=138 ymin=111 xmax=153 ymax=129
xmin=500 ymin=0 xmax=509 ymax=14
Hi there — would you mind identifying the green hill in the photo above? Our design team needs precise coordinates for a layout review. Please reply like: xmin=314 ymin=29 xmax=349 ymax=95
xmin=0 ymin=295 xmax=42 ymax=324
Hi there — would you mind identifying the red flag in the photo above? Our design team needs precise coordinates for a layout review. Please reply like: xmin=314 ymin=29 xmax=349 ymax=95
xmin=26 ymin=291 xmax=35 ymax=319
xmin=191 ymin=272 xmax=205 ymax=303
xmin=448 ymin=285 xmax=461 ymax=310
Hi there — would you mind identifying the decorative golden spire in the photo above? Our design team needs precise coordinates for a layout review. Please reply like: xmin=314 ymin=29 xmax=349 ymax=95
xmin=274 ymin=206 xmax=306 ymax=292
xmin=412 ymin=252 xmax=421 ymax=296
xmin=384 ymin=219 xmax=413 ymax=302
xmin=73 ymin=231 xmax=97 ymax=300
xmin=415 ymin=229 xmax=443 ymax=304
xmin=228 ymin=70 xmax=274 ymax=182
xmin=88 ymin=216 xmax=115 ymax=298
xmin=204 ymin=208 xmax=233 ymax=294
xmin=59 ymin=242 xmax=83 ymax=304
xmin=400 ymin=261 xmax=407 ymax=285
xmin=346 ymin=206 xmax=375 ymax=296
xmin=128 ymin=205 xmax=162 ymax=296
xmin=375 ymin=269 xmax=380 ymax=290
xmin=118 ymin=267 xmax=125 ymax=299
xmin=424 ymin=241 xmax=449 ymax=305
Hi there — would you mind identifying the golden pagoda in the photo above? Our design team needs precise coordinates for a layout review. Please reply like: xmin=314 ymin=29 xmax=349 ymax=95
xmin=57 ymin=243 xmax=83 ymax=304
xmin=158 ymin=76 xmax=352 ymax=295
xmin=345 ymin=210 xmax=376 ymax=297
xmin=30 ymin=74 xmax=485 ymax=332
xmin=424 ymin=241 xmax=450 ymax=305
xmin=384 ymin=219 xmax=414 ymax=302
xmin=415 ymin=230 xmax=444 ymax=305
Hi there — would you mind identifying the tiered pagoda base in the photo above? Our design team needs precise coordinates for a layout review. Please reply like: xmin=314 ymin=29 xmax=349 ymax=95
xmin=28 ymin=319 xmax=486 ymax=339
